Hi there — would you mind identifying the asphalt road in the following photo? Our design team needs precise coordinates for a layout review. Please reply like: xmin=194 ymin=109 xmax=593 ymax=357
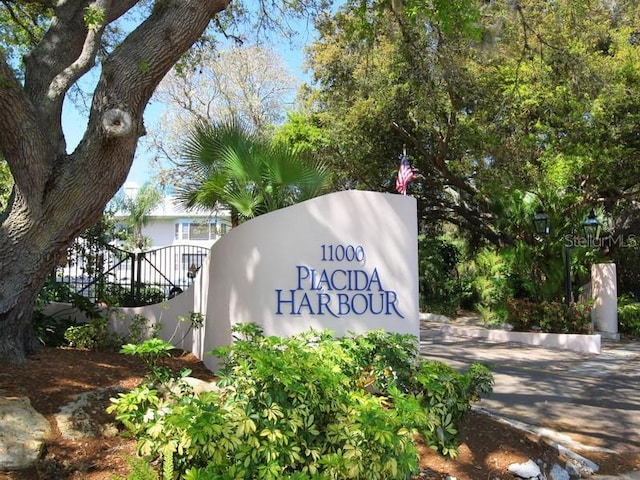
xmin=420 ymin=326 xmax=640 ymax=454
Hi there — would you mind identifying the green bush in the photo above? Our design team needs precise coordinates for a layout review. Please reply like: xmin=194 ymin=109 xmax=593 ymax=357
xmin=64 ymin=317 xmax=124 ymax=350
xmin=413 ymin=361 xmax=493 ymax=457
xmin=505 ymin=299 xmax=593 ymax=334
xmin=39 ymin=279 xmax=75 ymax=303
xmin=120 ymin=338 xmax=182 ymax=386
xmin=108 ymin=325 xmax=493 ymax=479
xmin=32 ymin=310 xmax=76 ymax=347
xmin=464 ymin=248 xmax=514 ymax=326
xmin=105 ymin=283 xmax=165 ymax=307
xmin=618 ymin=299 xmax=640 ymax=336
xmin=33 ymin=291 xmax=110 ymax=347
xmin=62 ymin=306 xmax=159 ymax=351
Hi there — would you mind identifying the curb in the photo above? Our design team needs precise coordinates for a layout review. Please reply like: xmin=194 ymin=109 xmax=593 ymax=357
xmin=441 ymin=324 xmax=602 ymax=354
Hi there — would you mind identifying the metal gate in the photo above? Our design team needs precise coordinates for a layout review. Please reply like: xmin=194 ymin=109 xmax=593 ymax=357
xmin=50 ymin=241 xmax=209 ymax=307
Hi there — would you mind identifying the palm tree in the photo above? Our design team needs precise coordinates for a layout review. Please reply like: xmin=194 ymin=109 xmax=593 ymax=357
xmin=176 ymin=119 xmax=332 ymax=226
xmin=113 ymin=183 xmax=162 ymax=250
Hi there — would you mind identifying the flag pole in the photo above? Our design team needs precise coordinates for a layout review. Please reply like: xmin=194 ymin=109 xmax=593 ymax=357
xmin=402 ymin=144 xmax=407 ymax=195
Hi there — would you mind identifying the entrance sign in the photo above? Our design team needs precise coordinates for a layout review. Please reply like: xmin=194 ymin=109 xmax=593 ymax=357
xmin=200 ymin=190 xmax=419 ymax=370
xmin=105 ymin=191 xmax=419 ymax=372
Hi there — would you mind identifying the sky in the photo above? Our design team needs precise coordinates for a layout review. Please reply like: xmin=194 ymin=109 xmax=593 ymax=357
xmin=61 ymin=26 xmax=313 ymax=191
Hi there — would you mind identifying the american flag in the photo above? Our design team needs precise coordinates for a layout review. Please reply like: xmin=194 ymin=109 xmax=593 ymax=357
xmin=395 ymin=153 xmax=414 ymax=195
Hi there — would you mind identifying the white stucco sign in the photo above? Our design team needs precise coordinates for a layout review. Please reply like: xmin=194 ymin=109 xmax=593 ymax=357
xmin=199 ymin=190 xmax=419 ymax=369
xmin=106 ymin=190 xmax=419 ymax=372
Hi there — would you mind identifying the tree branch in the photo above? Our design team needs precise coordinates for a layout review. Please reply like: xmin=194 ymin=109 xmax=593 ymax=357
xmin=391 ymin=120 xmax=479 ymax=198
xmin=0 ymin=1 xmax=41 ymax=44
xmin=48 ymin=0 xmax=232 ymax=236
xmin=0 ymin=51 xmax=52 ymax=201
xmin=86 ymin=0 xmax=231 ymax=138
xmin=48 ymin=1 xmax=109 ymax=101
xmin=23 ymin=0 xmax=139 ymax=155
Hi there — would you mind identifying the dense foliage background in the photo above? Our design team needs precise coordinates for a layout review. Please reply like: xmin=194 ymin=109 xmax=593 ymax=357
xmin=277 ymin=0 xmax=640 ymax=321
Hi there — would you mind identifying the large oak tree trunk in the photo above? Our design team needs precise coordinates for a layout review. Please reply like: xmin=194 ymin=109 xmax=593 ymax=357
xmin=0 ymin=0 xmax=230 ymax=363
xmin=0 ymin=186 xmax=109 ymax=362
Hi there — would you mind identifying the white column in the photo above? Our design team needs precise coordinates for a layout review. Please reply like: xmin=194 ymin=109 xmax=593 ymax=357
xmin=591 ymin=263 xmax=618 ymax=337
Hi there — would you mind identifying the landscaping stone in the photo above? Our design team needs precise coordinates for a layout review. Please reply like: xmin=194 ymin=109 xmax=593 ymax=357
xmin=0 ymin=397 xmax=50 ymax=470
xmin=557 ymin=445 xmax=599 ymax=475
xmin=508 ymin=459 xmax=542 ymax=479
xmin=550 ymin=463 xmax=571 ymax=480
xmin=55 ymin=386 xmax=124 ymax=440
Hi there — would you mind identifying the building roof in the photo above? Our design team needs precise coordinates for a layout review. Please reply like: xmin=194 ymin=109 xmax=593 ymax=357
xmin=113 ymin=183 xmax=230 ymax=220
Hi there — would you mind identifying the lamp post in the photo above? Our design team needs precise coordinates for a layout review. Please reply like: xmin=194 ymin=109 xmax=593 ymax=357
xmin=582 ymin=209 xmax=600 ymax=245
xmin=533 ymin=209 xmax=600 ymax=306
xmin=187 ymin=262 xmax=199 ymax=280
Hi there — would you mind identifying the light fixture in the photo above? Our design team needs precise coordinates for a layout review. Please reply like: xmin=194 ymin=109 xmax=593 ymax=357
xmin=533 ymin=210 xmax=550 ymax=236
xmin=582 ymin=209 xmax=600 ymax=241
xmin=187 ymin=263 xmax=199 ymax=279
xmin=532 ymin=208 xmax=601 ymax=305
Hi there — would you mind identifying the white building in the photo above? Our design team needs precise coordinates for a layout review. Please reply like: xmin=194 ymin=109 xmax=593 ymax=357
xmin=114 ymin=183 xmax=231 ymax=250
xmin=117 ymin=196 xmax=230 ymax=249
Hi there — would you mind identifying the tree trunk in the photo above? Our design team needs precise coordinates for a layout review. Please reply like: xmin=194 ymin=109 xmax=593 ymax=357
xmin=0 ymin=191 xmax=80 ymax=362
xmin=0 ymin=291 xmax=42 ymax=364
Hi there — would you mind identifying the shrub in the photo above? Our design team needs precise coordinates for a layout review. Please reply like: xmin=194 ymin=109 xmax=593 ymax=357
xmin=412 ymin=361 xmax=493 ymax=457
xmin=63 ymin=306 xmax=160 ymax=351
xmin=105 ymin=283 xmax=165 ymax=307
xmin=618 ymin=298 xmax=640 ymax=337
xmin=108 ymin=325 xmax=493 ymax=479
xmin=505 ymin=299 xmax=593 ymax=334
xmin=32 ymin=310 xmax=76 ymax=347
xmin=64 ymin=317 xmax=124 ymax=350
xmin=120 ymin=338 xmax=182 ymax=386
xmin=418 ymin=236 xmax=468 ymax=315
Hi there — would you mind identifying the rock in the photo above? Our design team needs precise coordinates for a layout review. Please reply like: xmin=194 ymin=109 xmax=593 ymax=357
xmin=557 ymin=445 xmax=599 ymax=475
xmin=508 ymin=459 xmax=542 ymax=479
xmin=55 ymin=386 xmax=124 ymax=440
xmin=0 ymin=397 xmax=50 ymax=470
xmin=550 ymin=464 xmax=571 ymax=480
xmin=183 ymin=377 xmax=220 ymax=395
xmin=565 ymin=461 xmax=581 ymax=479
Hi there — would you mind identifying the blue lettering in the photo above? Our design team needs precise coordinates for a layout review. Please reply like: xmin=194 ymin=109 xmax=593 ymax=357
xmin=385 ymin=290 xmax=404 ymax=318
xmin=350 ymin=293 xmax=368 ymax=314
xmin=280 ymin=266 xmax=404 ymax=318
xmin=368 ymin=268 xmax=383 ymax=291
xmin=316 ymin=269 xmax=331 ymax=291
xmin=296 ymin=292 xmax=314 ymax=315
xmin=296 ymin=266 xmax=311 ymax=290
xmin=338 ymin=293 xmax=350 ymax=315
xmin=276 ymin=289 xmax=296 ymax=315
xmin=352 ymin=270 xmax=368 ymax=291
xmin=330 ymin=269 xmax=347 ymax=291
xmin=317 ymin=293 xmax=339 ymax=318
xmin=368 ymin=293 xmax=384 ymax=314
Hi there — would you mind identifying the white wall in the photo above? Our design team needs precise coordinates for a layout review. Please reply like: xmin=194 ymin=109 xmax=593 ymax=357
xmin=591 ymin=263 xmax=618 ymax=337
xmin=145 ymin=218 xmax=177 ymax=247
xmin=201 ymin=190 xmax=419 ymax=370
